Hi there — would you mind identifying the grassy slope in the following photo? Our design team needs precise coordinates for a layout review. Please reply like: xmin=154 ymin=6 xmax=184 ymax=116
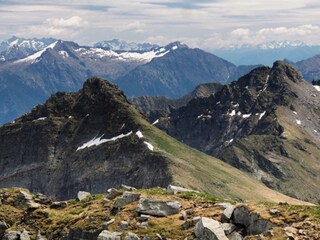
xmin=129 ymin=106 xmax=309 ymax=205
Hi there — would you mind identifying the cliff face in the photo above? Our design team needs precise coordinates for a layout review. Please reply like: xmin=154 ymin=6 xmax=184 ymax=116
xmin=158 ymin=61 xmax=320 ymax=203
xmin=0 ymin=78 xmax=172 ymax=199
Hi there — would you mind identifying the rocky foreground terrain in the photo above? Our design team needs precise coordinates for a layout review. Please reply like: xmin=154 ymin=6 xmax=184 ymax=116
xmin=0 ymin=186 xmax=319 ymax=240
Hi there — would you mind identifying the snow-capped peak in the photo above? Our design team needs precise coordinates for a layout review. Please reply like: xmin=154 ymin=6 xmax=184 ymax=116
xmin=94 ymin=39 xmax=159 ymax=51
xmin=14 ymin=41 xmax=58 ymax=64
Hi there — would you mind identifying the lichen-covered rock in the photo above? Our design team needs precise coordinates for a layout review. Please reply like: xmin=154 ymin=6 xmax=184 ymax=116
xmin=124 ymin=232 xmax=140 ymax=240
xmin=136 ymin=199 xmax=181 ymax=217
xmin=194 ymin=217 xmax=228 ymax=240
xmin=113 ymin=192 xmax=141 ymax=208
xmin=77 ymin=191 xmax=91 ymax=201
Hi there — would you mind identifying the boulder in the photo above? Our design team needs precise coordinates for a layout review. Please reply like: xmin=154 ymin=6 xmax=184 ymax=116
xmin=20 ymin=230 xmax=31 ymax=240
xmin=0 ymin=221 xmax=9 ymax=238
xmin=97 ymin=230 xmax=122 ymax=240
xmin=136 ymin=199 xmax=181 ymax=217
xmin=102 ymin=219 xmax=115 ymax=230
xmin=113 ymin=192 xmax=141 ymax=208
xmin=232 ymin=206 xmax=250 ymax=228
xmin=107 ymin=188 xmax=122 ymax=200
xmin=120 ymin=221 xmax=130 ymax=230
xmin=247 ymin=213 xmax=274 ymax=235
xmin=167 ymin=185 xmax=199 ymax=195
xmin=3 ymin=231 xmax=20 ymax=240
xmin=222 ymin=204 xmax=236 ymax=221
xmin=227 ymin=231 xmax=243 ymax=240
xmin=3 ymin=230 xmax=31 ymax=240
xmin=34 ymin=193 xmax=52 ymax=205
xmin=194 ymin=217 xmax=228 ymax=240
xmin=124 ymin=232 xmax=140 ymax=240
xmin=36 ymin=232 xmax=47 ymax=240
xmin=221 ymin=223 xmax=236 ymax=235
xmin=77 ymin=191 xmax=91 ymax=201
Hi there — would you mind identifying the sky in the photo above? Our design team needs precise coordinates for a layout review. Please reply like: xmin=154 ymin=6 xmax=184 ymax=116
xmin=0 ymin=0 xmax=319 ymax=48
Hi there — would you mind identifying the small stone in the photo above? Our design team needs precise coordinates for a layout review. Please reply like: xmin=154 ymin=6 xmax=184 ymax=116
xmin=102 ymin=219 xmax=115 ymax=230
xmin=50 ymin=201 xmax=67 ymax=209
xmin=120 ymin=221 xmax=130 ymax=230
xmin=121 ymin=184 xmax=137 ymax=191
xmin=77 ymin=191 xmax=91 ymax=201
xmin=138 ymin=214 xmax=150 ymax=222
xmin=140 ymin=222 xmax=149 ymax=228
xmin=166 ymin=185 xmax=199 ymax=195
xmin=180 ymin=211 xmax=188 ymax=221
xmin=97 ymin=230 xmax=121 ymax=240
xmin=34 ymin=193 xmax=52 ymax=205
xmin=124 ymin=232 xmax=140 ymax=240
xmin=3 ymin=231 xmax=20 ymax=240
xmin=27 ymin=201 xmax=41 ymax=210
xmin=20 ymin=230 xmax=31 ymax=240
xmin=180 ymin=221 xmax=192 ymax=230
xmin=103 ymin=198 xmax=110 ymax=204
xmin=269 ymin=209 xmax=280 ymax=216
xmin=36 ymin=232 xmax=47 ymax=240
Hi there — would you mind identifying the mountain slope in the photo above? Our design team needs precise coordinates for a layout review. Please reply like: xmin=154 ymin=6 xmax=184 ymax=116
xmin=0 ymin=77 xmax=303 ymax=203
xmin=116 ymin=43 xmax=258 ymax=98
xmin=0 ymin=39 xmax=171 ymax=125
xmin=157 ymin=61 xmax=320 ymax=203
xmin=291 ymin=55 xmax=320 ymax=81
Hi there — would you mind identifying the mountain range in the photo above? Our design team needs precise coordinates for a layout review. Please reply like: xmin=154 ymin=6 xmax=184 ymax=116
xmin=211 ymin=41 xmax=320 ymax=66
xmin=0 ymin=77 xmax=294 ymax=203
xmin=0 ymin=37 xmax=258 ymax=125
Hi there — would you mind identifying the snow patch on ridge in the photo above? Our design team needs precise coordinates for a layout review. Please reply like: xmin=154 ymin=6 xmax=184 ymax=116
xmin=77 ymin=131 xmax=133 ymax=151
xmin=15 ymin=41 xmax=58 ymax=64
xmin=144 ymin=141 xmax=154 ymax=151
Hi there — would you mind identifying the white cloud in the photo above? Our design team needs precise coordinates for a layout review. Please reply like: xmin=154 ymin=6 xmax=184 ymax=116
xmin=20 ymin=16 xmax=88 ymax=39
xmin=114 ymin=21 xmax=145 ymax=33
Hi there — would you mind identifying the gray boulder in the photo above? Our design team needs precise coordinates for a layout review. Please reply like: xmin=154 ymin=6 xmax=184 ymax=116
xmin=227 ymin=231 xmax=243 ymax=240
xmin=77 ymin=191 xmax=91 ymax=201
xmin=221 ymin=223 xmax=236 ymax=235
xmin=247 ymin=212 xmax=274 ymax=235
xmin=167 ymin=185 xmax=199 ymax=195
xmin=194 ymin=217 xmax=228 ymax=240
xmin=0 ymin=221 xmax=9 ymax=238
xmin=113 ymin=192 xmax=141 ymax=208
xmin=3 ymin=230 xmax=31 ymax=240
xmin=3 ymin=231 xmax=20 ymax=240
xmin=20 ymin=230 xmax=31 ymax=240
xmin=222 ymin=204 xmax=236 ymax=221
xmin=136 ymin=199 xmax=181 ymax=217
xmin=232 ymin=206 xmax=250 ymax=228
xmin=97 ymin=230 xmax=121 ymax=240
xmin=121 ymin=184 xmax=137 ymax=191
xmin=107 ymin=188 xmax=122 ymax=200
xmin=124 ymin=232 xmax=140 ymax=240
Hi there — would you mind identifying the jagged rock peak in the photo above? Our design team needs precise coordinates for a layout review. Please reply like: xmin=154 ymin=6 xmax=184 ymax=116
xmin=82 ymin=77 xmax=125 ymax=98
xmin=270 ymin=60 xmax=303 ymax=83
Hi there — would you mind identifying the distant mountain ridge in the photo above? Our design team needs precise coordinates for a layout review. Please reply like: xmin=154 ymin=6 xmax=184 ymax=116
xmin=211 ymin=41 xmax=320 ymax=65
xmin=94 ymin=39 xmax=159 ymax=51
xmin=0 ymin=37 xmax=259 ymax=125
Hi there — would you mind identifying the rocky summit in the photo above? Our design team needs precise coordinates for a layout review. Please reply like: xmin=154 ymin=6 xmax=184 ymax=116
xmin=0 ymin=187 xmax=319 ymax=240
xmin=0 ymin=77 xmax=306 ymax=204
xmin=155 ymin=61 xmax=320 ymax=204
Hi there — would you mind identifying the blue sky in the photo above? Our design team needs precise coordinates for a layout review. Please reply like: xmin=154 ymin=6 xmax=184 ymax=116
xmin=0 ymin=0 xmax=319 ymax=48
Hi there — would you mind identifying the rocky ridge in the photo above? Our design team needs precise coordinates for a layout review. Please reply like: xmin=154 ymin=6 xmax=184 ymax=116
xmin=155 ymin=61 xmax=320 ymax=203
xmin=0 ymin=77 xmax=306 ymax=203
xmin=0 ymin=187 xmax=318 ymax=240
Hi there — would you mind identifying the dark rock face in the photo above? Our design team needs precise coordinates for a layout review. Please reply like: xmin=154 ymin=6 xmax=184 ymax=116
xmin=293 ymin=55 xmax=320 ymax=81
xmin=0 ymin=78 xmax=172 ymax=199
xmin=158 ymin=61 xmax=320 ymax=203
